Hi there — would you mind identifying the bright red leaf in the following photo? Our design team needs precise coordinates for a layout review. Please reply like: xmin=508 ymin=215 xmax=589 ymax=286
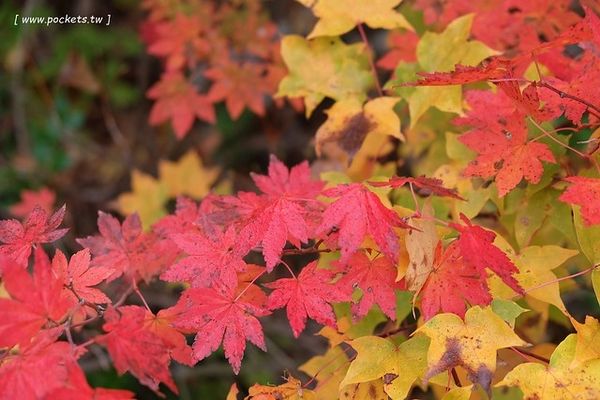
xmin=0 ymin=205 xmax=68 ymax=265
xmin=144 ymin=307 xmax=195 ymax=367
xmin=97 ymin=306 xmax=178 ymax=395
xmin=450 ymin=214 xmax=524 ymax=294
xmin=459 ymin=112 xmax=555 ymax=196
xmin=317 ymin=183 xmax=410 ymax=264
xmin=420 ymin=242 xmax=493 ymax=321
xmin=265 ymin=261 xmax=347 ymax=337
xmin=172 ymin=282 xmax=270 ymax=374
xmin=334 ymin=251 xmax=403 ymax=320
xmin=0 ymin=329 xmax=78 ymax=400
xmin=0 ymin=248 xmax=72 ymax=348
xmin=9 ymin=187 xmax=56 ymax=219
xmin=52 ymin=248 xmax=112 ymax=305
xmin=377 ymin=30 xmax=419 ymax=70
xmin=559 ymin=176 xmax=600 ymax=226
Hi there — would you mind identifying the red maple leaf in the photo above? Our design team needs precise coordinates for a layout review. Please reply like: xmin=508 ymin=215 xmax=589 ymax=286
xmin=0 ymin=248 xmax=72 ymax=348
xmin=146 ymin=13 xmax=209 ymax=71
xmin=97 ymin=306 xmax=178 ymax=394
xmin=153 ymin=196 xmax=204 ymax=237
xmin=265 ymin=261 xmax=347 ymax=337
xmin=450 ymin=214 xmax=524 ymax=294
xmin=9 ymin=187 xmax=56 ymax=218
xmin=317 ymin=183 xmax=410 ymax=264
xmin=52 ymin=248 xmax=112 ymax=305
xmin=377 ymin=30 xmax=419 ymax=70
xmin=371 ymin=176 xmax=464 ymax=200
xmin=459 ymin=112 xmax=555 ymax=196
xmin=205 ymin=60 xmax=272 ymax=119
xmin=231 ymin=156 xmax=324 ymax=271
xmin=172 ymin=282 xmax=270 ymax=374
xmin=147 ymin=72 xmax=215 ymax=138
xmin=45 ymin=362 xmax=135 ymax=400
xmin=0 ymin=205 xmax=68 ymax=265
xmin=334 ymin=251 xmax=403 ymax=320
xmin=0 ymin=329 xmax=79 ymax=400
xmin=420 ymin=242 xmax=492 ymax=321
xmin=77 ymin=212 xmax=178 ymax=283
xmin=411 ymin=58 xmax=519 ymax=86
xmin=559 ymin=176 xmax=600 ymax=226
xmin=144 ymin=307 xmax=195 ymax=366
xmin=161 ymin=226 xmax=246 ymax=289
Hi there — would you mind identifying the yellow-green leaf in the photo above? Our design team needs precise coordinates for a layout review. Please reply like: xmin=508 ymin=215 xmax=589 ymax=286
xmin=158 ymin=151 xmax=219 ymax=199
xmin=117 ymin=170 xmax=168 ymax=229
xmin=277 ymin=36 xmax=373 ymax=117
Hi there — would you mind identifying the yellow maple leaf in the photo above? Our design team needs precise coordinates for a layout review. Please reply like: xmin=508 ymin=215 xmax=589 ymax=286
xmin=158 ymin=151 xmax=219 ymax=199
xmin=245 ymin=376 xmax=317 ymax=400
xmin=315 ymin=97 xmax=403 ymax=159
xmin=498 ymin=334 xmax=600 ymax=399
xmin=416 ymin=306 xmax=527 ymax=394
xmin=340 ymin=335 xmax=430 ymax=399
xmin=117 ymin=170 xmax=169 ymax=230
xmin=277 ymin=35 xmax=373 ymax=117
xmin=300 ymin=345 xmax=350 ymax=399
xmin=573 ymin=316 xmax=600 ymax=365
xmin=307 ymin=0 xmax=412 ymax=39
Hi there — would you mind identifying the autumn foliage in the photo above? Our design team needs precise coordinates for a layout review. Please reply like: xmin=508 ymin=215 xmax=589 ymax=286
xmin=3 ymin=0 xmax=600 ymax=399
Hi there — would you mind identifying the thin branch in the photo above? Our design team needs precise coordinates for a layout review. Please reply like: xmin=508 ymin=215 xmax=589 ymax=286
xmin=451 ymin=368 xmax=462 ymax=387
xmin=357 ymin=23 xmax=383 ymax=97
xmin=510 ymin=347 xmax=549 ymax=364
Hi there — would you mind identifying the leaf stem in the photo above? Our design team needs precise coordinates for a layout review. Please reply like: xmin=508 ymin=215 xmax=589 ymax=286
xmin=357 ymin=23 xmax=383 ymax=97
xmin=510 ymin=347 xmax=549 ymax=364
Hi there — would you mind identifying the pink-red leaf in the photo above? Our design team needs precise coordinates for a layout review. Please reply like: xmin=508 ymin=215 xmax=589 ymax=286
xmin=559 ymin=176 xmax=600 ymax=225
xmin=266 ymin=261 xmax=347 ymax=337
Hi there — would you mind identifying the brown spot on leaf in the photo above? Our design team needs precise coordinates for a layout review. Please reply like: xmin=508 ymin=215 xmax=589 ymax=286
xmin=316 ymin=112 xmax=374 ymax=159
xmin=383 ymin=373 xmax=398 ymax=384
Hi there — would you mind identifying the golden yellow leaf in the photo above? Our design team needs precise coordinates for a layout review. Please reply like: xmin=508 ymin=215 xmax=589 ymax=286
xmin=340 ymin=335 xmax=430 ymax=399
xmin=340 ymin=380 xmax=388 ymax=400
xmin=246 ymin=376 xmax=317 ymax=400
xmin=308 ymin=0 xmax=412 ymax=38
xmin=498 ymin=334 xmax=600 ymax=399
xmin=416 ymin=306 xmax=527 ymax=393
xmin=158 ymin=151 xmax=219 ymax=199
xmin=299 ymin=345 xmax=350 ymax=399
xmin=117 ymin=170 xmax=169 ymax=230
xmin=441 ymin=385 xmax=473 ymax=400
xmin=573 ymin=316 xmax=600 ymax=365
xmin=277 ymin=35 xmax=373 ymax=117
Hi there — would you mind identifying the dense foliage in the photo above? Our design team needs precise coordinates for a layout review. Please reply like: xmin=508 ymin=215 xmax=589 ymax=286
xmin=2 ymin=0 xmax=600 ymax=399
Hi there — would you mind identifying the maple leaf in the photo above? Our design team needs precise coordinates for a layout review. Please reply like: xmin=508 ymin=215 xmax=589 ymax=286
xmin=0 ymin=205 xmax=68 ymax=265
xmin=315 ymin=97 xmax=403 ymax=160
xmin=171 ymin=282 xmax=270 ymax=374
xmin=498 ymin=334 xmax=600 ymax=399
xmin=341 ymin=335 xmax=429 ymax=400
xmin=147 ymin=72 xmax=215 ymax=139
xmin=97 ymin=306 xmax=178 ymax=394
xmin=317 ymin=183 xmax=409 ymax=264
xmin=161 ymin=226 xmax=246 ymax=289
xmin=459 ymin=112 xmax=556 ymax=196
xmin=334 ymin=251 xmax=403 ymax=320
xmin=450 ymin=214 xmax=524 ymax=294
xmin=0 ymin=248 xmax=72 ymax=348
xmin=247 ymin=375 xmax=317 ymax=400
xmin=45 ymin=362 xmax=135 ymax=400
xmin=404 ymin=202 xmax=437 ymax=296
xmin=146 ymin=13 xmax=209 ymax=71
xmin=117 ymin=169 xmax=169 ymax=229
xmin=377 ymin=30 xmax=419 ymax=70
xmin=205 ymin=60 xmax=272 ymax=119
xmin=144 ymin=307 xmax=195 ymax=366
xmin=277 ymin=35 xmax=373 ymax=117
xmin=419 ymin=242 xmax=492 ymax=320
xmin=77 ymin=212 xmax=178 ymax=283
xmin=158 ymin=151 xmax=219 ymax=200
xmin=152 ymin=196 xmax=205 ymax=237
xmin=9 ymin=187 xmax=56 ymax=218
xmin=371 ymin=175 xmax=464 ymax=199
xmin=232 ymin=156 xmax=324 ymax=271
xmin=417 ymin=306 xmax=527 ymax=394
xmin=307 ymin=0 xmax=412 ymax=38
xmin=266 ymin=261 xmax=347 ymax=337
xmin=52 ymin=248 xmax=112 ymax=305
xmin=559 ymin=176 xmax=600 ymax=226
xmin=0 ymin=329 xmax=78 ymax=400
